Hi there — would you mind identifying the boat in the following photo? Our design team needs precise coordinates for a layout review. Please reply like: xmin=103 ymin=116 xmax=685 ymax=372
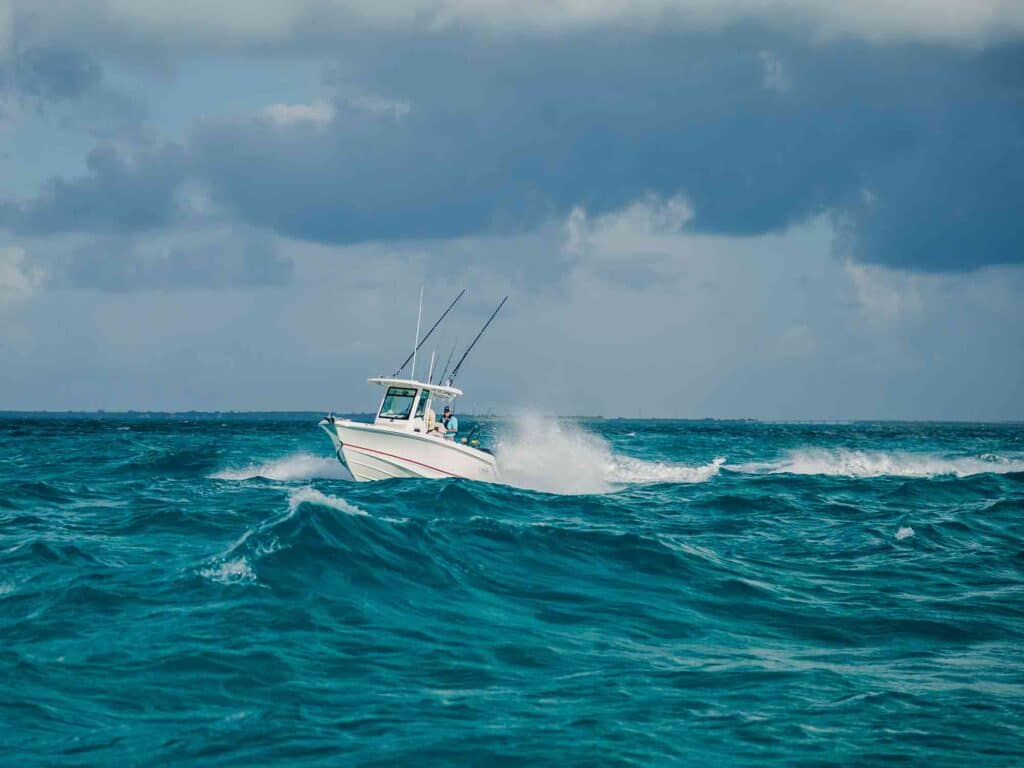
xmin=319 ymin=291 xmax=506 ymax=482
xmin=319 ymin=378 xmax=498 ymax=481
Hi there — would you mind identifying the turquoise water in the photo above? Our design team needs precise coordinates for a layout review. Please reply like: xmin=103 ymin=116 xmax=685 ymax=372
xmin=2 ymin=414 xmax=1023 ymax=765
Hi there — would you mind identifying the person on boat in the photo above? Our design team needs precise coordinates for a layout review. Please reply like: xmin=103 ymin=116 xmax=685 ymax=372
xmin=441 ymin=406 xmax=458 ymax=440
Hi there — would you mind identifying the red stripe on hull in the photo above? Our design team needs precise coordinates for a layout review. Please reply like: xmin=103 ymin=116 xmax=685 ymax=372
xmin=344 ymin=441 xmax=465 ymax=478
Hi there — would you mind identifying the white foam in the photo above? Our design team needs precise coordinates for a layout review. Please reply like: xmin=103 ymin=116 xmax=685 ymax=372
xmin=211 ymin=453 xmax=352 ymax=482
xmin=895 ymin=526 xmax=915 ymax=541
xmin=200 ymin=557 xmax=256 ymax=585
xmin=287 ymin=486 xmax=368 ymax=516
xmin=494 ymin=413 xmax=723 ymax=494
xmin=612 ymin=455 xmax=726 ymax=485
xmin=732 ymin=449 xmax=1024 ymax=479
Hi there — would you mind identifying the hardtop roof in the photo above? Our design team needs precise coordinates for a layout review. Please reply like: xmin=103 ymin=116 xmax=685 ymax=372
xmin=368 ymin=377 xmax=463 ymax=399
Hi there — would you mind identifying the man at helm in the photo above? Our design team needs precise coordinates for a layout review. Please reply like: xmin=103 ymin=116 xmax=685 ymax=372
xmin=441 ymin=405 xmax=459 ymax=440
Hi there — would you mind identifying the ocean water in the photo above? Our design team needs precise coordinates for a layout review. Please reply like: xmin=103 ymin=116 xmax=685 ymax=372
xmin=2 ymin=414 xmax=1023 ymax=766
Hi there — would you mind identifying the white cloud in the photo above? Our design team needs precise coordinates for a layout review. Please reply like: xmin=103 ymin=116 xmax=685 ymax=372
xmin=758 ymin=50 xmax=792 ymax=93
xmin=563 ymin=207 xmax=588 ymax=256
xmin=844 ymin=261 xmax=925 ymax=322
xmin=564 ymin=194 xmax=694 ymax=257
xmin=347 ymin=95 xmax=411 ymax=121
xmin=843 ymin=259 xmax=1024 ymax=333
xmin=8 ymin=0 xmax=1024 ymax=50
xmin=0 ymin=246 xmax=45 ymax=305
xmin=262 ymin=99 xmax=334 ymax=127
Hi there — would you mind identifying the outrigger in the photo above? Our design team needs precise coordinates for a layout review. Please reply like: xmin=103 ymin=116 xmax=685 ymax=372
xmin=319 ymin=292 xmax=506 ymax=482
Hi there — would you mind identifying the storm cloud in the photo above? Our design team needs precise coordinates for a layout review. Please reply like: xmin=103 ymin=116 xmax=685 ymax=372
xmin=4 ymin=32 xmax=1022 ymax=271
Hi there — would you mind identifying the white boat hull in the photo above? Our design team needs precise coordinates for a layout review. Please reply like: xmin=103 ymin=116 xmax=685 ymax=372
xmin=319 ymin=418 xmax=498 ymax=482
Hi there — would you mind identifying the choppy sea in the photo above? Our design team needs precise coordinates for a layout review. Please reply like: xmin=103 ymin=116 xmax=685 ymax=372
xmin=2 ymin=414 xmax=1023 ymax=765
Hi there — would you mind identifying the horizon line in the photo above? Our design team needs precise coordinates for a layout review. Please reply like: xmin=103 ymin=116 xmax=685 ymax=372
xmin=1 ymin=410 xmax=1022 ymax=425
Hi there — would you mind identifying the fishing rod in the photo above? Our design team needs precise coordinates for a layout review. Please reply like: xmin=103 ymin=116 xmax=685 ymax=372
xmin=449 ymin=296 xmax=508 ymax=384
xmin=461 ymin=408 xmax=495 ymax=446
xmin=394 ymin=288 xmax=466 ymax=377
xmin=437 ymin=338 xmax=458 ymax=385
xmin=464 ymin=417 xmax=488 ymax=443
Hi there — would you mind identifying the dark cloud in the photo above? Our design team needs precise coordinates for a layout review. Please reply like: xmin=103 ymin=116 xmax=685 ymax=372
xmin=188 ymin=33 xmax=848 ymax=243
xmin=834 ymin=61 xmax=1024 ymax=271
xmin=4 ymin=33 xmax=1023 ymax=272
xmin=1 ymin=47 xmax=148 ymax=140
xmin=0 ymin=143 xmax=187 ymax=235
xmin=191 ymin=33 xmax=1024 ymax=270
xmin=14 ymin=48 xmax=102 ymax=101
xmin=54 ymin=230 xmax=292 ymax=291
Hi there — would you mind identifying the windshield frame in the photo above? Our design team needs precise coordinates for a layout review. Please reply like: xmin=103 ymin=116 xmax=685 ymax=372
xmin=378 ymin=386 xmax=418 ymax=420
xmin=414 ymin=389 xmax=432 ymax=420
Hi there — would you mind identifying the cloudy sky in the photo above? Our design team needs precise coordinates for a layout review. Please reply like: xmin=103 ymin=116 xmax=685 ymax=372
xmin=1 ymin=1 xmax=1022 ymax=418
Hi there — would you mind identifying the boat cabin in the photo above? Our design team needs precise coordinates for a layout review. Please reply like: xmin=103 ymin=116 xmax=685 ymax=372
xmin=369 ymin=377 xmax=462 ymax=435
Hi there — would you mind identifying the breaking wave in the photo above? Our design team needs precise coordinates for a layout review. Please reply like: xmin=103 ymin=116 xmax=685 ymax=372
xmin=199 ymin=557 xmax=257 ymax=586
xmin=210 ymin=452 xmax=352 ymax=482
xmin=895 ymin=526 xmax=915 ymax=541
xmin=732 ymin=448 xmax=1024 ymax=478
xmin=287 ymin=486 xmax=368 ymax=516
xmin=495 ymin=413 xmax=724 ymax=494
xmin=199 ymin=487 xmax=369 ymax=586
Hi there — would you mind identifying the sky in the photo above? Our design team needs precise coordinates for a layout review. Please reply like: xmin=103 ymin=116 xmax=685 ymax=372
xmin=1 ymin=0 xmax=1022 ymax=419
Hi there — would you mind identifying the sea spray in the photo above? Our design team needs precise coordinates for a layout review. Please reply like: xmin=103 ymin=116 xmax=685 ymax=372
xmin=211 ymin=452 xmax=352 ymax=481
xmin=494 ymin=412 xmax=725 ymax=493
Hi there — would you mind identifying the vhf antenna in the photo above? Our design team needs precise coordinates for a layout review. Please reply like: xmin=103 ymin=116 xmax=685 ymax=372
xmin=394 ymin=288 xmax=465 ymax=377
xmin=449 ymin=296 xmax=508 ymax=384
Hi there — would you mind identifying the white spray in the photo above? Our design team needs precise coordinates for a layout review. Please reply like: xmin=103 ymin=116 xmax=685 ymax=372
xmin=494 ymin=413 xmax=724 ymax=495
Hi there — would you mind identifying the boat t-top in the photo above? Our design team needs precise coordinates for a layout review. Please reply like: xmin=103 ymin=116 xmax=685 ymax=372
xmin=320 ymin=291 xmax=506 ymax=482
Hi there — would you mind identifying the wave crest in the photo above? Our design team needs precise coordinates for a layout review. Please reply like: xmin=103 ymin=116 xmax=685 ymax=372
xmin=733 ymin=448 xmax=1024 ymax=478
xmin=199 ymin=487 xmax=370 ymax=585
xmin=211 ymin=453 xmax=352 ymax=482
xmin=287 ymin=486 xmax=368 ymax=516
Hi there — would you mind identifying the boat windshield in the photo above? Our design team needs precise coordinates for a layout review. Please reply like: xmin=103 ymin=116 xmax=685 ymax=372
xmin=379 ymin=386 xmax=417 ymax=419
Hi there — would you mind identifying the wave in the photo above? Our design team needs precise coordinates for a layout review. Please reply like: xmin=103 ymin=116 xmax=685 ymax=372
xmin=210 ymin=452 xmax=352 ymax=482
xmin=199 ymin=486 xmax=372 ymax=586
xmin=732 ymin=448 xmax=1024 ymax=479
xmin=287 ymin=486 xmax=368 ymax=517
xmin=495 ymin=413 xmax=723 ymax=494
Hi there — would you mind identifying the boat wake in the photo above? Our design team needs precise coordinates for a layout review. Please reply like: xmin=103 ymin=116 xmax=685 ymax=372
xmin=209 ymin=426 xmax=1023 ymax=492
xmin=495 ymin=413 xmax=724 ymax=494
xmin=731 ymin=448 xmax=1024 ymax=479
